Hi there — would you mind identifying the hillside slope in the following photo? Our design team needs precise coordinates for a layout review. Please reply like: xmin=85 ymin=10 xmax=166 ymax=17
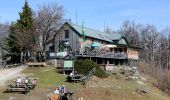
xmin=73 ymin=75 xmax=170 ymax=100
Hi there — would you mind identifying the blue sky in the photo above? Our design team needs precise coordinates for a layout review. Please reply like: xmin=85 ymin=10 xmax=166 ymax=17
xmin=0 ymin=0 xmax=170 ymax=31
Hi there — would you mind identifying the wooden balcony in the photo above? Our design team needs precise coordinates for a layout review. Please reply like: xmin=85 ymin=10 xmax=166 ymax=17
xmin=47 ymin=50 xmax=128 ymax=59
xmin=72 ymin=50 xmax=127 ymax=59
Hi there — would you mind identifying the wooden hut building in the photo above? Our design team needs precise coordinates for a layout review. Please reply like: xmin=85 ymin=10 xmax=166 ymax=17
xmin=47 ymin=22 xmax=140 ymax=72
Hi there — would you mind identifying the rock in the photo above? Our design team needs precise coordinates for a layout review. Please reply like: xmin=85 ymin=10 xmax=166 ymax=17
xmin=140 ymin=76 xmax=147 ymax=81
xmin=9 ymin=97 xmax=16 ymax=100
xmin=131 ymin=76 xmax=138 ymax=80
xmin=137 ymin=81 xmax=146 ymax=85
xmin=112 ymin=71 xmax=118 ymax=75
xmin=114 ymin=74 xmax=123 ymax=80
xmin=126 ymin=76 xmax=133 ymax=81
xmin=136 ymin=87 xmax=149 ymax=94
xmin=78 ymin=97 xmax=84 ymax=100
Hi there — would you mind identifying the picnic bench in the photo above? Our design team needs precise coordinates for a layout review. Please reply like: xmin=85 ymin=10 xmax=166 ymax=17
xmin=67 ymin=68 xmax=96 ymax=84
xmin=67 ymin=75 xmax=85 ymax=82
xmin=47 ymin=87 xmax=74 ymax=100
xmin=6 ymin=77 xmax=38 ymax=94
xmin=6 ymin=84 xmax=30 ymax=94
xmin=27 ymin=62 xmax=46 ymax=67
xmin=18 ymin=83 xmax=36 ymax=89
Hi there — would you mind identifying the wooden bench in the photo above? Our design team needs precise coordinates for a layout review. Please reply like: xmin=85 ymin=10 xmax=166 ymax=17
xmin=14 ymin=78 xmax=38 ymax=89
xmin=47 ymin=88 xmax=74 ymax=100
xmin=19 ymin=84 xmax=36 ymax=89
xmin=6 ymin=85 xmax=30 ymax=94
xmin=27 ymin=62 xmax=46 ymax=67
xmin=67 ymin=75 xmax=84 ymax=82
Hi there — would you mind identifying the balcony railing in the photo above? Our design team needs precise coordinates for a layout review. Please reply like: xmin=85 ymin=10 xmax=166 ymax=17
xmin=72 ymin=50 xmax=127 ymax=59
xmin=47 ymin=50 xmax=128 ymax=59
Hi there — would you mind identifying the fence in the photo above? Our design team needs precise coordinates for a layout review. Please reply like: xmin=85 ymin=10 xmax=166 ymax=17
xmin=82 ymin=68 xmax=96 ymax=85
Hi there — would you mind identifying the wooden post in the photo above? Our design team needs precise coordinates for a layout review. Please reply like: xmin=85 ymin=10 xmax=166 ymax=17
xmin=107 ymin=59 xmax=109 ymax=65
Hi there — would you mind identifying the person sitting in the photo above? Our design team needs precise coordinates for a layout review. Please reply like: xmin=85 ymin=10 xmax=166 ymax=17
xmin=54 ymin=87 xmax=59 ymax=94
xmin=51 ymin=87 xmax=60 ymax=100
xmin=74 ymin=71 xmax=78 ymax=75
xmin=61 ymin=85 xmax=65 ymax=95
xmin=59 ymin=85 xmax=66 ymax=100
xmin=24 ymin=77 xmax=29 ymax=87
xmin=32 ymin=79 xmax=37 ymax=85
xmin=58 ymin=85 xmax=62 ymax=94
xmin=16 ymin=77 xmax=22 ymax=87
xmin=69 ymin=72 xmax=74 ymax=77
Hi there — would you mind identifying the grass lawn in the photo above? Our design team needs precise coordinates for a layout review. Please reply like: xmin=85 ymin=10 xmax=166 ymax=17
xmin=0 ymin=66 xmax=82 ymax=100
xmin=23 ymin=66 xmax=82 ymax=89
xmin=73 ymin=75 xmax=170 ymax=100
xmin=0 ymin=66 xmax=170 ymax=100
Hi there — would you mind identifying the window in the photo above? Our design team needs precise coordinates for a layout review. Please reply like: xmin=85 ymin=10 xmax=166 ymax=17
xmin=49 ymin=46 xmax=55 ymax=53
xmin=65 ymin=30 xmax=69 ymax=38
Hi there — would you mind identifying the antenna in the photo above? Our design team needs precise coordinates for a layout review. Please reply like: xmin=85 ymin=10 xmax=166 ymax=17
xmin=76 ymin=9 xmax=78 ymax=24
xmin=104 ymin=20 xmax=106 ymax=32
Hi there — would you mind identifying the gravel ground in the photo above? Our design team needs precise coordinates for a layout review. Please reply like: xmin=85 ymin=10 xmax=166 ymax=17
xmin=0 ymin=65 xmax=27 ymax=86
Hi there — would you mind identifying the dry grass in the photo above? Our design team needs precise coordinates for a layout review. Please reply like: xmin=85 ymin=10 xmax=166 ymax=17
xmin=139 ymin=61 xmax=170 ymax=95
xmin=72 ymin=75 xmax=170 ymax=100
xmin=0 ymin=65 xmax=170 ymax=100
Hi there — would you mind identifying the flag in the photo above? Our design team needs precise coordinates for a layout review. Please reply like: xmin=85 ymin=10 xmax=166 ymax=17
xmin=82 ymin=21 xmax=85 ymax=41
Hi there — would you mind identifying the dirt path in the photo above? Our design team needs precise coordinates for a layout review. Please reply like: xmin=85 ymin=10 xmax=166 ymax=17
xmin=0 ymin=65 xmax=27 ymax=86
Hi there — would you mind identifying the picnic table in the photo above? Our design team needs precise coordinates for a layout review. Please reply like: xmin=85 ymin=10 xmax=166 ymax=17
xmin=6 ymin=77 xmax=38 ymax=94
xmin=47 ymin=87 xmax=74 ymax=100
xmin=14 ymin=78 xmax=38 ymax=88
xmin=67 ymin=75 xmax=85 ymax=82
xmin=6 ymin=84 xmax=30 ymax=94
xmin=27 ymin=62 xmax=46 ymax=67
xmin=18 ymin=83 xmax=36 ymax=89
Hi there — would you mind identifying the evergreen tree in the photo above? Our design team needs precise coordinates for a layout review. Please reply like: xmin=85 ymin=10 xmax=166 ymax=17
xmin=6 ymin=0 xmax=36 ymax=63
xmin=16 ymin=0 xmax=36 ymax=62
xmin=6 ymin=23 xmax=21 ymax=63
xmin=17 ymin=0 xmax=34 ymax=30
xmin=16 ymin=0 xmax=36 ymax=51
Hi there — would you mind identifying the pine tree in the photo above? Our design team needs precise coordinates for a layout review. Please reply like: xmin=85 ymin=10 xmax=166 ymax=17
xmin=17 ymin=0 xmax=34 ymax=30
xmin=6 ymin=0 xmax=36 ymax=63
xmin=6 ymin=23 xmax=21 ymax=63
xmin=16 ymin=0 xmax=36 ymax=61
xmin=16 ymin=0 xmax=36 ymax=49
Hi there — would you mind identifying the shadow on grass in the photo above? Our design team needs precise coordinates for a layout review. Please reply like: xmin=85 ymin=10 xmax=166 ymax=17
xmin=2 ymin=90 xmax=29 ymax=94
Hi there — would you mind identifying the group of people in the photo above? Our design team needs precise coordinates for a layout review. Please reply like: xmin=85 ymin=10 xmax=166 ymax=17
xmin=51 ymin=85 xmax=67 ymax=100
xmin=54 ymin=85 xmax=66 ymax=95
xmin=16 ymin=76 xmax=37 ymax=87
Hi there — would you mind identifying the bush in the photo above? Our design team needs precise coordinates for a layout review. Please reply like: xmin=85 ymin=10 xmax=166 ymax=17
xmin=74 ymin=59 xmax=108 ymax=78
xmin=95 ymin=68 xmax=108 ymax=78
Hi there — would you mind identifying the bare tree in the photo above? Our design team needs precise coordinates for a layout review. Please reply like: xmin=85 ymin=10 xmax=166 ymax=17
xmin=34 ymin=2 xmax=64 ymax=55
xmin=118 ymin=20 xmax=170 ymax=93
xmin=104 ymin=27 xmax=116 ymax=34
xmin=0 ymin=23 xmax=9 ymax=43
xmin=119 ymin=20 xmax=140 ymax=46
xmin=159 ymin=28 xmax=170 ymax=69
xmin=139 ymin=24 xmax=160 ymax=64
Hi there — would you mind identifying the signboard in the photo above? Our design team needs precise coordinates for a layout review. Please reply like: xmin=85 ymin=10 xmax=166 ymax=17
xmin=64 ymin=60 xmax=73 ymax=68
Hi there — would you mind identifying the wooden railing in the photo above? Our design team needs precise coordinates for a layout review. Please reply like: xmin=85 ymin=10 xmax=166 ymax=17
xmin=47 ymin=50 xmax=128 ymax=59
xmin=82 ymin=68 xmax=96 ymax=85
xmin=72 ymin=50 xmax=127 ymax=59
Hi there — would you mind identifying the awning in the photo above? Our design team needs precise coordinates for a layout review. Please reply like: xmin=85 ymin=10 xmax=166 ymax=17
xmin=56 ymin=52 xmax=68 ymax=57
xmin=105 ymin=45 xmax=117 ymax=48
xmin=91 ymin=42 xmax=101 ymax=47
